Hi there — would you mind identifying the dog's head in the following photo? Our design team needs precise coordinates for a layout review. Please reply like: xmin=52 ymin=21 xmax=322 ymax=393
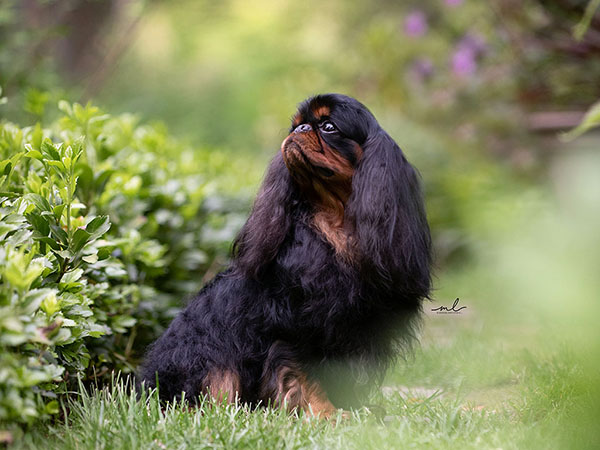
xmin=280 ymin=94 xmax=372 ymax=204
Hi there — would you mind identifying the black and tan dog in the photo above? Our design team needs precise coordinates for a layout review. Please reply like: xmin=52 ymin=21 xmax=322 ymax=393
xmin=140 ymin=94 xmax=432 ymax=418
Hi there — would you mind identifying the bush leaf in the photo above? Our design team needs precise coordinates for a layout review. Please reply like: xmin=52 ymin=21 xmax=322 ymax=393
xmin=562 ymin=100 xmax=600 ymax=141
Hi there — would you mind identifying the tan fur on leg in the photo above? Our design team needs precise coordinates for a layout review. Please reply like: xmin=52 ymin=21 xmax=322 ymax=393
xmin=202 ymin=368 xmax=241 ymax=403
xmin=273 ymin=366 xmax=338 ymax=418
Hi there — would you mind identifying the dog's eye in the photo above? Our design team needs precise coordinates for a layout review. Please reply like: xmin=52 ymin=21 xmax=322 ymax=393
xmin=320 ymin=121 xmax=337 ymax=133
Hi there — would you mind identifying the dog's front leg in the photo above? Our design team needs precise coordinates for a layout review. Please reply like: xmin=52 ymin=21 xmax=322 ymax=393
xmin=259 ymin=341 xmax=341 ymax=419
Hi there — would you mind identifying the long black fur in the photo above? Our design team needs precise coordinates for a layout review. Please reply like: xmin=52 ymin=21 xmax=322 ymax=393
xmin=139 ymin=94 xmax=432 ymax=408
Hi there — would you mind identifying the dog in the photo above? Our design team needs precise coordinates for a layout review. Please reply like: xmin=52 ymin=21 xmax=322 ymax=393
xmin=140 ymin=93 xmax=432 ymax=418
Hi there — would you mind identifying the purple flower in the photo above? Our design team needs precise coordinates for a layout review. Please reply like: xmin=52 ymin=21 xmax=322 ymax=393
xmin=411 ymin=57 xmax=434 ymax=80
xmin=444 ymin=0 xmax=463 ymax=6
xmin=451 ymin=33 xmax=487 ymax=77
xmin=452 ymin=47 xmax=477 ymax=77
xmin=458 ymin=33 xmax=487 ymax=57
xmin=404 ymin=11 xmax=428 ymax=37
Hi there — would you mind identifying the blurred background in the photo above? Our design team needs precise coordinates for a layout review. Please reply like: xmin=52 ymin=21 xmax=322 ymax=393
xmin=2 ymin=0 xmax=599 ymax=265
xmin=1 ymin=0 xmax=599 ymax=446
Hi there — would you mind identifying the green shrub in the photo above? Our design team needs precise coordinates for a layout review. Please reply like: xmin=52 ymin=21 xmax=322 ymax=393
xmin=0 ymin=100 xmax=260 ymax=427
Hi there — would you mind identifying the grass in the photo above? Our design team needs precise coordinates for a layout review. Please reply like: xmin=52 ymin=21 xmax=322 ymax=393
xmin=13 ymin=286 xmax=596 ymax=450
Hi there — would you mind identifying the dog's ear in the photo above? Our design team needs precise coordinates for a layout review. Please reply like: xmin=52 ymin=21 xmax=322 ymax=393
xmin=233 ymin=153 xmax=296 ymax=278
xmin=346 ymin=130 xmax=431 ymax=298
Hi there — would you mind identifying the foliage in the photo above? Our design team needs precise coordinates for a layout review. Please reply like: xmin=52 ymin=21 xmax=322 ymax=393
xmin=563 ymin=99 xmax=600 ymax=140
xmin=565 ymin=1 xmax=600 ymax=140
xmin=574 ymin=0 xmax=600 ymax=40
xmin=0 ymin=99 xmax=259 ymax=427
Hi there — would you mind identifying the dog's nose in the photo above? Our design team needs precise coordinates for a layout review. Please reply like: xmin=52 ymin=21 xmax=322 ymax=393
xmin=294 ymin=123 xmax=312 ymax=133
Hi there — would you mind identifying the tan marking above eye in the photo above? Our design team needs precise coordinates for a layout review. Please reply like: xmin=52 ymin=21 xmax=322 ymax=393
xmin=312 ymin=106 xmax=330 ymax=119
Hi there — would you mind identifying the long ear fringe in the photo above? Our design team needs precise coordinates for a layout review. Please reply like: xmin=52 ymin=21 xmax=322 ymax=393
xmin=232 ymin=153 xmax=296 ymax=278
xmin=346 ymin=131 xmax=432 ymax=299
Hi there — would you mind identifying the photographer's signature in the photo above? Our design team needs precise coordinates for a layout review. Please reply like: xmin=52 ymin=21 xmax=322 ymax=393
xmin=431 ymin=298 xmax=467 ymax=314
